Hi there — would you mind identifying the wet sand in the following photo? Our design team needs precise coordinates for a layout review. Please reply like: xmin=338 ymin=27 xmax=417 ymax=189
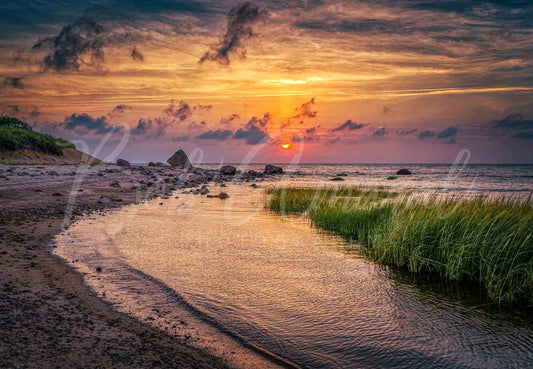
xmin=0 ymin=164 xmax=280 ymax=368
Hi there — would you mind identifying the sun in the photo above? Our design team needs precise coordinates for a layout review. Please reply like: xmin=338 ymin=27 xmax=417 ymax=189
xmin=281 ymin=143 xmax=292 ymax=150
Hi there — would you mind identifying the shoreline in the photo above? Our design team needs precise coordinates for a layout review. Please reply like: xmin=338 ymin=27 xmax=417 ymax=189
xmin=0 ymin=163 xmax=283 ymax=369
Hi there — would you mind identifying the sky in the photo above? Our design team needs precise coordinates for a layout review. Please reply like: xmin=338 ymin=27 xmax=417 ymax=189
xmin=0 ymin=0 xmax=532 ymax=163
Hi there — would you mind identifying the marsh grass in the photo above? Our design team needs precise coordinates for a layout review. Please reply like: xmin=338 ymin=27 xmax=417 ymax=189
xmin=268 ymin=187 xmax=533 ymax=304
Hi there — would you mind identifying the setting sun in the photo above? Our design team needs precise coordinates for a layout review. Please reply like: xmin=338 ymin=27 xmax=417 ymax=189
xmin=281 ymin=143 xmax=292 ymax=150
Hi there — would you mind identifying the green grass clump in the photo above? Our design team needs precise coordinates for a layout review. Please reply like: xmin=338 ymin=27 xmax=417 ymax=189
xmin=268 ymin=187 xmax=533 ymax=304
xmin=54 ymin=137 xmax=76 ymax=149
xmin=0 ymin=125 xmax=65 ymax=155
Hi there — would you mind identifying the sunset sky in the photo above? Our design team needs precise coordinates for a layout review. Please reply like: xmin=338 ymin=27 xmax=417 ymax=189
xmin=1 ymin=0 xmax=532 ymax=163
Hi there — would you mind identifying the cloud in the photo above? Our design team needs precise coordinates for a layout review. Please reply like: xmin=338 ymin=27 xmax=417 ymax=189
xmin=492 ymin=114 xmax=533 ymax=130
xmin=233 ymin=125 xmax=270 ymax=145
xmin=418 ymin=130 xmax=436 ymax=139
xmin=29 ymin=107 xmax=41 ymax=117
xmin=372 ymin=127 xmax=388 ymax=136
xmin=199 ymin=2 xmax=268 ymax=65
xmin=31 ymin=8 xmax=149 ymax=72
xmin=398 ymin=128 xmax=418 ymax=135
xmin=325 ymin=137 xmax=340 ymax=145
xmin=7 ymin=105 xmax=20 ymax=115
xmin=3 ymin=76 xmax=24 ymax=89
xmin=437 ymin=126 xmax=458 ymax=139
xmin=219 ymin=113 xmax=240 ymax=125
xmin=305 ymin=126 xmax=317 ymax=134
xmin=293 ymin=98 xmax=317 ymax=120
xmin=512 ymin=132 xmax=533 ymax=140
xmin=131 ymin=117 xmax=169 ymax=137
xmin=164 ymin=100 xmax=212 ymax=122
xmin=331 ymin=120 xmax=366 ymax=132
xmin=196 ymin=129 xmax=233 ymax=140
xmin=131 ymin=46 xmax=144 ymax=61
xmin=418 ymin=126 xmax=459 ymax=140
xmin=63 ymin=113 xmax=118 ymax=134
xmin=171 ymin=135 xmax=190 ymax=142
xmin=111 ymin=104 xmax=132 ymax=115
xmin=31 ymin=13 xmax=106 ymax=71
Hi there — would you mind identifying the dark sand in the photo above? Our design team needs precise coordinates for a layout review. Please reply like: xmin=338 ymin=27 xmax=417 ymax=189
xmin=0 ymin=164 xmax=244 ymax=368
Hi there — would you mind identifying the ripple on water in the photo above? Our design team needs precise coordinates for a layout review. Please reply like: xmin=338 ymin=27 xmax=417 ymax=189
xmin=56 ymin=184 xmax=533 ymax=369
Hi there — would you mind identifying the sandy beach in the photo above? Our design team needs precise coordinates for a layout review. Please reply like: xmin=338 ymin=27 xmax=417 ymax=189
xmin=0 ymin=163 xmax=282 ymax=369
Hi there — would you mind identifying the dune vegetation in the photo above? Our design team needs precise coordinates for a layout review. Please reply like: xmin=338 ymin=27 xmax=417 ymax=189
xmin=268 ymin=187 xmax=533 ymax=304
xmin=0 ymin=116 xmax=74 ymax=155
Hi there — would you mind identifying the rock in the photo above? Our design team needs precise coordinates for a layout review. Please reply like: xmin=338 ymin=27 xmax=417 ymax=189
xmin=264 ymin=164 xmax=283 ymax=175
xmin=218 ymin=192 xmax=229 ymax=199
xmin=396 ymin=168 xmax=412 ymax=175
xmin=330 ymin=177 xmax=345 ymax=181
xmin=99 ymin=198 xmax=110 ymax=204
xmin=116 ymin=159 xmax=130 ymax=167
xmin=52 ymin=192 xmax=62 ymax=196
xmin=387 ymin=176 xmax=398 ymax=180
xmin=250 ymin=183 xmax=259 ymax=188
xmin=48 ymin=170 xmax=59 ymax=176
xmin=220 ymin=165 xmax=237 ymax=175
xmin=220 ymin=183 xmax=227 ymax=187
xmin=199 ymin=186 xmax=209 ymax=195
xmin=167 ymin=149 xmax=192 ymax=168
xmin=155 ymin=162 xmax=165 ymax=167
xmin=148 ymin=162 xmax=156 ymax=167
xmin=336 ymin=172 xmax=348 ymax=177
xmin=110 ymin=181 xmax=121 ymax=187
xmin=96 ymin=267 xmax=102 ymax=272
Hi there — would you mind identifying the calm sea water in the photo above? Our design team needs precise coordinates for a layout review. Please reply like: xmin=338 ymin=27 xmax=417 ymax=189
xmin=202 ymin=163 xmax=533 ymax=197
xmin=56 ymin=164 xmax=533 ymax=368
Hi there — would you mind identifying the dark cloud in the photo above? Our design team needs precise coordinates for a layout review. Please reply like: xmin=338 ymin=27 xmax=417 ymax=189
xmin=29 ymin=107 xmax=41 ymax=117
xmin=292 ymin=135 xmax=317 ymax=143
xmin=164 ymin=100 xmax=212 ymax=122
xmin=305 ymin=126 xmax=317 ymax=134
xmin=492 ymin=113 xmax=533 ymax=130
xmin=437 ymin=126 xmax=458 ymax=139
xmin=7 ymin=105 xmax=20 ymax=115
xmin=398 ymin=128 xmax=418 ymax=135
xmin=418 ymin=130 xmax=436 ymax=139
xmin=233 ymin=125 xmax=270 ymax=145
xmin=419 ymin=126 xmax=459 ymax=140
xmin=111 ymin=104 xmax=132 ymax=114
xmin=32 ymin=13 xmax=106 ymax=71
xmin=372 ymin=127 xmax=388 ymax=136
xmin=171 ymin=135 xmax=190 ymax=142
xmin=294 ymin=19 xmax=413 ymax=35
xmin=64 ymin=113 xmax=118 ymax=134
xmin=131 ymin=46 xmax=144 ymax=61
xmin=131 ymin=117 xmax=169 ymax=137
xmin=199 ymin=2 xmax=268 ymax=65
xmin=196 ymin=129 xmax=233 ymax=140
xmin=325 ymin=137 xmax=340 ymax=145
xmin=331 ymin=120 xmax=366 ymax=132
xmin=31 ymin=8 xmax=149 ymax=72
xmin=219 ymin=113 xmax=240 ymax=125
xmin=3 ymin=76 xmax=24 ymax=89
xmin=512 ymin=131 xmax=533 ymax=139
xmin=293 ymin=98 xmax=317 ymax=120
xmin=246 ymin=112 xmax=271 ymax=128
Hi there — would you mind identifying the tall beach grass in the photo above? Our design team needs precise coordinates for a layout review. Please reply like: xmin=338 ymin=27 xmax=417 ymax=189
xmin=268 ymin=187 xmax=533 ymax=304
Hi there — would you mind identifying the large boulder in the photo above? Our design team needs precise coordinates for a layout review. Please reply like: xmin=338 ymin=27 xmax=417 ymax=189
xmin=396 ymin=168 xmax=412 ymax=175
xmin=220 ymin=165 xmax=237 ymax=175
xmin=116 ymin=159 xmax=130 ymax=167
xmin=264 ymin=164 xmax=283 ymax=175
xmin=167 ymin=150 xmax=191 ymax=168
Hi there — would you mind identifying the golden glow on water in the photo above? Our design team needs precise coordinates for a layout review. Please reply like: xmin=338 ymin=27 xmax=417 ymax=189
xmin=55 ymin=182 xmax=533 ymax=369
